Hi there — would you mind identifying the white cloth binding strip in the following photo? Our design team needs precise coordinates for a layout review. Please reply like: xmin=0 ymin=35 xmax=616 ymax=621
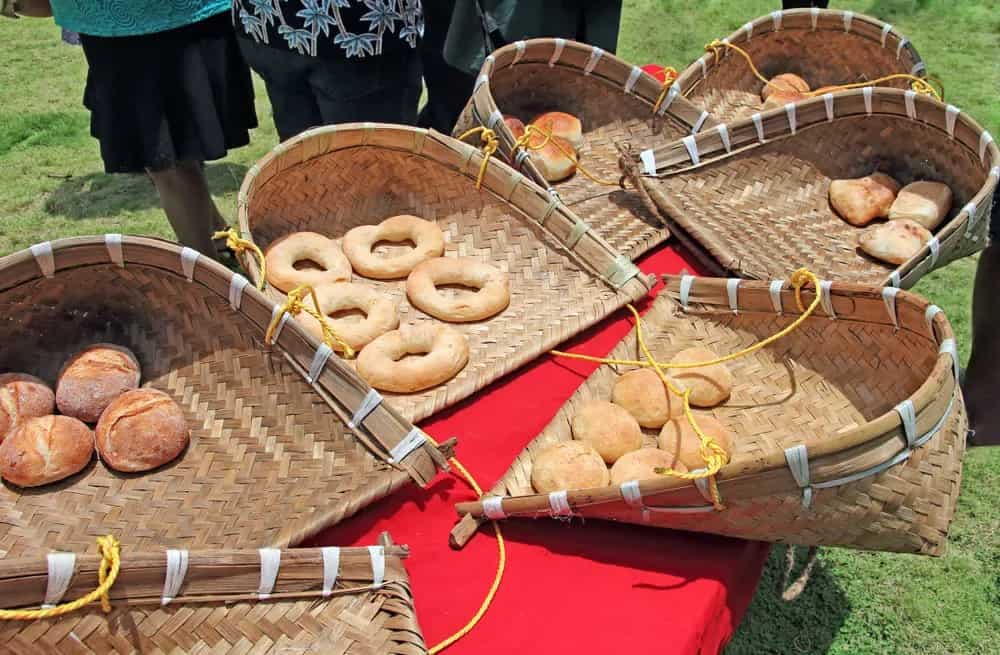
xmin=692 ymin=110 xmax=709 ymax=134
xmin=904 ymin=90 xmax=917 ymax=119
xmin=881 ymin=23 xmax=893 ymax=47
xmin=268 ymin=306 xmax=289 ymax=342
xmin=514 ymin=148 xmax=530 ymax=172
xmin=682 ymin=135 xmax=700 ymax=166
xmin=785 ymin=103 xmax=797 ymax=135
xmin=726 ymin=278 xmax=741 ymax=313
xmin=784 ymin=445 xmax=813 ymax=509
xmin=565 ymin=220 xmax=591 ymax=249
xmin=692 ymin=473 xmax=713 ymax=503
xmin=105 ymin=233 xmax=124 ymax=268
xmin=895 ymin=399 xmax=918 ymax=448
xmin=161 ymin=549 xmax=189 ymax=606
xmin=257 ymin=548 xmax=281 ymax=599
xmin=769 ymin=280 xmax=784 ymax=313
xmin=743 ymin=21 xmax=753 ymax=39
xmin=30 ymin=241 xmax=55 ymax=278
xmin=475 ymin=74 xmax=488 ymax=92
xmin=924 ymin=304 xmax=942 ymax=335
xmin=504 ymin=171 xmax=523 ymax=201
xmin=483 ymin=54 xmax=495 ymax=70
xmin=979 ymin=131 xmax=993 ymax=163
xmin=752 ymin=113 xmax=765 ymax=142
xmin=307 ymin=343 xmax=333 ymax=385
xmin=487 ymin=108 xmax=502 ymax=130
xmin=945 ymin=105 xmax=959 ymax=137
xmin=810 ymin=7 xmax=819 ymax=30
xmin=992 ymin=166 xmax=1000 ymax=181
xmin=180 ymin=247 xmax=200 ymax=282
xmin=512 ymin=40 xmax=525 ymax=64
xmin=348 ymin=388 xmax=383 ymax=429
xmin=940 ymin=338 xmax=959 ymax=381
xmin=699 ymin=57 xmax=707 ymax=79
xmin=620 ymin=480 xmax=643 ymax=507
xmin=819 ymin=280 xmax=836 ymax=318
xmin=625 ymin=66 xmax=642 ymax=94
xmin=539 ymin=195 xmax=559 ymax=225
xmin=771 ymin=10 xmax=782 ymax=30
xmin=911 ymin=61 xmax=926 ymax=76
xmin=483 ymin=496 xmax=507 ymax=519
xmin=889 ymin=270 xmax=901 ymax=287
xmin=368 ymin=546 xmax=385 ymax=589
xmin=882 ymin=287 xmax=900 ymax=329
xmin=321 ymin=546 xmax=340 ymax=597
xmin=657 ymin=85 xmax=679 ymax=115
xmin=964 ymin=201 xmax=979 ymax=237
xmin=228 ymin=274 xmax=249 ymax=311
xmin=928 ymin=236 xmax=941 ymax=267
xmin=548 ymin=38 xmax=565 ymax=66
xmin=548 ymin=490 xmax=572 ymax=516
xmin=43 ymin=552 xmax=76 ymax=608
xmin=717 ymin=124 xmax=731 ymax=153
xmin=896 ymin=38 xmax=908 ymax=59
xmin=679 ymin=274 xmax=696 ymax=310
xmin=863 ymin=86 xmax=873 ymax=115
xmin=388 ymin=427 xmax=426 ymax=464
xmin=843 ymin=10 xmax=853 ymax=32
xmin=640 ymin=149 xmax=657 ymax=176
xmin=584 ymin=47 xmax=603 ymax=75
xmin=823 ymin=93 xmax=834 ymax=122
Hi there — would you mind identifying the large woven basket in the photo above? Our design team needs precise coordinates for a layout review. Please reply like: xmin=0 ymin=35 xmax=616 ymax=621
xmin=454 ymin=275 xmax=966 ymax=555
xmin=451 ymin=38 xmax=715 ymax=261
xmin=628 ymin=88 xmax=999 ymax=288
xmin=0 ymin=532 xmax=425 ymax=654
xmin=237 ymin=123 xmax=651 ymax=423
xmin=675 ymin=8 xmax=926 ymax=124
xmin=0 ymin=236 xmax=450 ymax=558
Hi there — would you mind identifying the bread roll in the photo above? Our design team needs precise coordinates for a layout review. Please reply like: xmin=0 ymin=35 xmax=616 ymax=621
xmin=529 ymin=111 xmax=583 ymax=149
xmin=571 ymin=400 xmax=643 ymax=464
xmin=0 ymin=415 xmax=94 ymax=487
xmin=96 ymin=388 xmax=189 ymax=472
xmin=531 ymin=440 xmax=610 ymax=493
xmin=609 ymin=448 xmax=686 ymax=486
xmin=858 ymin=218 xmax=932 ymax=265
xmin=762 ymin=89 xmax=808 ymax=111
xmin=56 ymin=344 xmax=141 ymax=423
xmin=670 ymin=347 xmax=733 ymax=407
xmin=612 ymin=368 xmax=683 ymax=428
xmin=0 ymin=373 xmax=55 ymax=443
xmin=531 ymin=134 xmax=577 ymax=182
xmin=761 ymin=73 xmax=810 ymax=101
xmin=503 ymin=116 xmax=526 ymax=140
xmin=829 ymin=173 xmax=901 ymax=226
xmin=888 ymin=181 xmax=952 ymax=230
xmin=657 ymin=415 xmax=733 ymax=470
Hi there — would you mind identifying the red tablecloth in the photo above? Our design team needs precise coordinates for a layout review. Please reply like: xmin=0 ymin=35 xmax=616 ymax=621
xmin=310 ymin=245 xmax=770 ymax=655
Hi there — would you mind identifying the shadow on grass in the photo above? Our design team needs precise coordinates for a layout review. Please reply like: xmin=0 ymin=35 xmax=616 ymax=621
xmin=726 ymin=545 xmax=850 ymax=655
xmin=43 ymin=162 xmax=248 ymax=219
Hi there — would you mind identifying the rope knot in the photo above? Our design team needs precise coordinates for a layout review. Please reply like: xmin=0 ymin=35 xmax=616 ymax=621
xmin=265 ymin=284 xmax=355 ymax=358
xmin=790 ymin=268 xmax=812 ymax=290
xmin=213 ymin=229 xmax=267 ymax=290
xmin=457 ymin=126 xmax=499 ymax=190
xmin=95 ymin=535 xmax=121 ymax=613
xmin=652 ymin=66 xmax=679 ymax=114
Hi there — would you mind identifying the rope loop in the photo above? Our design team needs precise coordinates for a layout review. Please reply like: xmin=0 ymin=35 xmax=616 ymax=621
xmin=511 ymin=124 xmax=623 ymax=188
xmin=213 ymin=228 xmax=267 ymax=290
xmin=265 ymin=284 xmax=356 ymax=358
xmin=456 ymin=126 xmax=499 ymax=189
xmin=651 ymin=66 xmax=680 ymax=114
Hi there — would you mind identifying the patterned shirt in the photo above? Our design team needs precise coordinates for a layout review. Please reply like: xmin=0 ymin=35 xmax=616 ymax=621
xmin=50 ymin=0 xmax=230 ymax=37
xmin=233 ymin=0 xmax=422 ymax=59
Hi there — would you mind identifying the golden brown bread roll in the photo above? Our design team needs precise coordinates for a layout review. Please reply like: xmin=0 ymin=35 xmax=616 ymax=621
xmin=829 ymin=173 xmax=901 ymax=226
xmin=503 ymin=116 xmax=526 ymax=140
xmin=0 ymin=373 xmax=55 ymax=444
xmin=531 ymin=440 xmax=610 ymax=493
xmin=571 ymin=400 xmax=643 ymax=464
xmin=858 ymin=219 xmax=932 ymax=265
xmin=761 ymin=73 xmax=810 ymax=101
xmin=670 ymin=347 xmax=733 ymax=407
xmin=56 ymin=344 xmax=141 ymax=423
xmin=609 ymin=448 xmax=686 ymax=486
xmin=95 ymin=388 xmax=190 ymax=472
xmin=0 ymin=415 xmax=94 ymax=487
xmin=611 ymin=368 xmax=683 ymax=428
xmin=530 ymin=134 xmax=577 ymax=183
xmin=887 ymin=181 xmax=953 ymax=230
xmin=657 ymin=415 xmax=733 ymax=470
xmin=762 ymin=89 xmax=808 ymax=111
xmin=529 ymin=111 xmax=583 ymax=150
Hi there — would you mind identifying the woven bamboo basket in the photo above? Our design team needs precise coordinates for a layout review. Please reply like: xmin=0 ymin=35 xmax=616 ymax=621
xmin=237 ymin=123 xmax=651 ymax=423
xmin=627 ymin=88 xmax=999 ymax=288
xmin=453 ymin=275 xmax=966 ymax=555
xmin=675 ymin=8 xmax=926 ymax=124
xmin=0 ymin=532 xmax=425 ymax=654
xmin=0 ymin=236 xmax=451 ymax=558
xmin=451 ymin=38 xmax=715 ymax=261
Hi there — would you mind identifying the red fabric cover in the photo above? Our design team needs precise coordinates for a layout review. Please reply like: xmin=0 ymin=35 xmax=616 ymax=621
xmin=309 ymin=245 xmax=770 ymax=654
xmin=642 ymin=64 xmax=668 ymax=82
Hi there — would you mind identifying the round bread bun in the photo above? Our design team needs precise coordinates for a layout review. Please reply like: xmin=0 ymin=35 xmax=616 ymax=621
xmin=829 ymin=172 xmax=902 ymax=227
xmin=406 ymin=257 xmax=510 ymax=322
xmin=762 ymin=89 xmax=808 ymax=111
xmin=96 ymin=388 xmax=190 ymax=473
xmin=530 ymin=134 xmax=577 ymax=183
xmin=858 ymin=218 xmax=932 ymax=265
xmin=530 ymin=111 xmax=583 ymax=150
xmin=531 ymin=440 xmax=610 ymax=494
xmin=503 ymin=116 xmax=526 ymax=140
xmin=342 ymin=215 xmax=445 ymax=280
xmin=0 ymin=373 xmax=55 ymax=444
xmin=611 ymin=368 xmax=683 ymax=428
xmin=657 ymin=415 xmax=733 ymax=470
xmin=56 ymin=344 xmax=141 ymax=423
xmin=0 ymin=415 xmax=94 ymax=487
xmin=761 ymin=73 xmax=810 ymax=101
xmin=610 ymin=447 xmax=687 ymax=486
xmin=670 ymin=347 xmax=733 ymax=407
xmin=265 ymin=232 xmax=352 ymax=293
xmin=356 ymin=323 xmax=469 ymax=393
xmin=570 ymin=400 xmax=643 ymax=464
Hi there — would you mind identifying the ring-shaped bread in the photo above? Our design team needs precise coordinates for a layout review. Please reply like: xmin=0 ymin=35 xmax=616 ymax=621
xmin=296 ymin=283 xmax=399 ymax=351
xmin=406 ymin=257 xmax=510 ymax=322
xmin=356 ymin=322 xmax=469 ymax=393
xmin=265 ymin=232 xmax=352 ymax=292
xmin=342 ymin=215 xmax=445 ymax=279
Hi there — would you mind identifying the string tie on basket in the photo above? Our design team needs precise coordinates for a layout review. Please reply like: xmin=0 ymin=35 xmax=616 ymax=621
xmin=511 ymin=124 xmax=623 ymax=188
xmin=265 ymin=284 xmax=355 ymax=358
xmin=651 ymin=66 xmax=680 ymax=114
xmin=213 ymin=228 xmax=267 ymax=290
xmin=0 ymin=535 xmax=121 ymax=621
xmin=456 ymin=126 xmax=499 ymax=190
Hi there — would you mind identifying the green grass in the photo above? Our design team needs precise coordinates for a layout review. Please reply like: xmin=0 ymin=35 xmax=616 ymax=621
xmin=1 ymin=2 xmax=998 ymax=653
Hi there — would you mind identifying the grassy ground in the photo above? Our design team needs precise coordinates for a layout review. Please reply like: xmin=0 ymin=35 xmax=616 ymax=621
xmin=0 ymin=1 xmax=997 ymax=653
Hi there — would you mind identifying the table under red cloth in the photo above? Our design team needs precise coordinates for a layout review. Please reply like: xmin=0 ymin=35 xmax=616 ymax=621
xmin=310 ymin=244 xmax=771 ymax=655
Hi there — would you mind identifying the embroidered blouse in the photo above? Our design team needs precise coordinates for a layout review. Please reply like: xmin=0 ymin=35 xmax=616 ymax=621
xmin=50 ymin=0 xmax=230 ymax=37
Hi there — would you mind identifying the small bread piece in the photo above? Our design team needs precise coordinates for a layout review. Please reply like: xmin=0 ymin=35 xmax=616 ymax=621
xmin=888 ymin=181 xmax=953 ymax=230
xmin=342 ymin=215 xmax=446 ymax=280
xmin=762 ymin=89 xmax=808 ymax=111
xmin=0 ymin=415 xmax=94 ymax=487
xmin=95 ymin=388 xmax=190 ymax=472
xmin=531 ymin=440 xmax=610 ymax=493
xmin=356 ymin=323 xmax=469 ymax=393
xmin=657 ymin=415 xmax=733 ymax=470
xmin=670 ymin=347 xmax=733 ymax=407
xmin=829 ymin=173 xmax=902 ymax=226
xmin=858 ymin=218 xmax=932 ymax=265
xmin=761 ymin=73 xmax=810 ymax=101
xmin=529 ymin=111 xmax=583 ymax=149
xmin=530 ymin=134 xmax=577 ymax=183
xmin=609 ymin=448 xmax=687 ymax=485
xmin=611 ymin=368 xmax=683 ymax=428
xmin=0 ymin=373 xmax=55 ymax=443
xmin=503 ymin=116 xmax=526 ymax=140
xmin=56 ymin=344 xmax=141 ymax=423
xmin=265 ymin=232 xmax=352 ymax=293
xmin=406 ymin=257 xmax=510 ymax=322
xmin=571 ymin=400 xmax=643 ymax=464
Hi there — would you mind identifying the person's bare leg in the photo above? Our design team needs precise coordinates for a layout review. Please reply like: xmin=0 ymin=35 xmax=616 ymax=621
xmin=963 ymin=243 xmax=1000 ymax=446
xmin=147 ymin=161 xmax=223 ymax=258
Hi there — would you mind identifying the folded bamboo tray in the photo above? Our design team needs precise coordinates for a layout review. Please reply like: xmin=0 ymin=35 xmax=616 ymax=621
xmin=451 ymin=38 xmax=715 ymax=261
xmin=454 ymin=275 xmax=966 ymax=555
xmin=0 ymin=532 xmax=425 ymax=654
xmin=628 ymin=88 xmax=999 ymax=288
xmin=237 ymin=123 xmax=651 ymax=423
xmin=0 ymin=236 xmax=450 ymax=557
xmin=675 ymin=8 xmax=926 ymax=124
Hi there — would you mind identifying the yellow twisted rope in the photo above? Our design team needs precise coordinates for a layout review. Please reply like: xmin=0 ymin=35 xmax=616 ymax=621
xmin=0 ymin=535 xmax=121 ymax=620
xmin=511 ymin=124 xmax=622 ymax=188
xmin=456 ymin=126 xmax=500 ymax=189
xmin=213 ymin=228 xmax=267 ymax=290
xmin=264 ymin=284 xmax=356 ymax=358
xmin=651 ymin=66 xmax=680 ymax=114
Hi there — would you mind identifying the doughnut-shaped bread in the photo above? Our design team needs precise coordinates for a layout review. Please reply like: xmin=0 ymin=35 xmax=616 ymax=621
xmin=342 ymin=215 xmax=445 ymax=280
xmin=530 ymin=111 xmax=583 ymax=150
xmin=406 ymin=258 xmax=510 ymax=322
xmin=571 ymin=400 xmax=643 ymax=464
xmin=888 ymin=181 xmax=952 ymax=230
xmin=265 ymin=232 xmax=352 ymax=293
xmin=504 ymin=116 xmax=526 ymax=140
xmin=531 ymin=440 xmax=609 ymax=493
xmin=829 ymin=173 xmax=901 ymax=226
xmin=670 ymin=347 xmax=733 ymax=408
xmin=96 ymin=388 xmax=190 ymax=472
xmin=610 ymin=448 xmax=687 ymax=486
xmin=611 ymin=368 xmax=683 ymax=428
xmin=530 ymin=134 xmax=577 ymax=183
xmin=761 ymin=73 xmax=810 ymax=101
xmin=0 ymin=415 xmax=94 ymax=487
xmin=296 ymin=283 xmax=399 ymax=351
xmin=356 ymin=323 xmax=469 ymax=393
xmin=0 ymin=373 xmax=55 ymax=443
xmin=658 ymin=415 xmax=733 ymax=470
xmin=858 ymin=218 xmax=932 ymax=265
xmin=56 ymin=344 xmax=141 ymax=423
